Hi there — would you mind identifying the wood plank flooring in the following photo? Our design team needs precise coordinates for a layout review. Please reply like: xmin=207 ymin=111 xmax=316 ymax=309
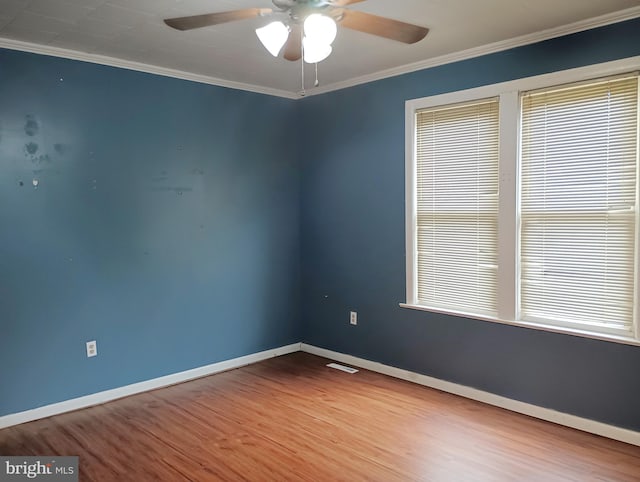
xmin=1 ymin=352 xmax=639 ymax=481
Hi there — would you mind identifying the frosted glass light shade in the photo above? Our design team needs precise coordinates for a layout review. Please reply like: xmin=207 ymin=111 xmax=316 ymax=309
xmin=303 ymin=37 xmax=332 ymax=63
xmin=256 ymin=21 xmax=289 ymax=57
xmin=303 ymin=14 xmax=337 ymax=45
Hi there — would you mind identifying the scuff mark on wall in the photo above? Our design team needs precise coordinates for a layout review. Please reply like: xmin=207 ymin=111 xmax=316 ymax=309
xmin=35 ymin=154 xmax=51 ymax=164
xmin=147 ymin=166 xmax=205 ymax=195
xmin=24 ymin=115 xmax=39 ymax=137
xmin=25 ymin=142 xmax=38 ymax=155
xmin=151 ymin=186 xmax=193 ymax=193
xmin=54 ymin=143 xmax=68 ymax=156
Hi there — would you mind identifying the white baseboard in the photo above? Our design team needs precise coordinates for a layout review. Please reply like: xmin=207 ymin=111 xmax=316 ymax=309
xmin=0 ymin=343 xmax=301 ymax=429
xmin=301 ymin=343 xmax=640 ymax=447
xmin=4 ymin=341 xmax=638 ymax=447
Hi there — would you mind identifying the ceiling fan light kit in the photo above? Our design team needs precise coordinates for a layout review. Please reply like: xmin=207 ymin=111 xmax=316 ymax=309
xmin=256 ymin=21 xmax=290 ymax=57
xmin=302 ymin=36 xmax=333 ymax=63
xmin=301 ymin=14 xmax=337 ymax=63
xmin=255 ymin=14 xmax=337 ymax=63
xmin=164 ymin=0 xmax=428 ymax=91
xmin=304 ymin=13 xmax=337 ymax=44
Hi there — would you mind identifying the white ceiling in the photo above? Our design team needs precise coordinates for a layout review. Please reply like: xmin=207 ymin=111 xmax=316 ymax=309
xmin=0 ymin=0 xmax=639 ymax=97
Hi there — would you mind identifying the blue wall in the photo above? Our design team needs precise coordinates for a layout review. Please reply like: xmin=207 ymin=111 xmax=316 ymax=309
xmin=3 ymin=16 xmax=640 ymax=431
xmin=299 ymin=18 xmax=640 ymax=431
xmin=0 ymin=50 xmax=300 ymax=416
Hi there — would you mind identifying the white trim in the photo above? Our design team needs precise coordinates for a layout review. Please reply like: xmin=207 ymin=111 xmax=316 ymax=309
xmin=0 ymin=37 xmax=298 ymax=100
xmin=399 ymin=303 xmax=640 ymax=347
xmin=497 ymin=90 xmax=519 ymax=321
xmin=404 ymin=56 xmax=640 ymax=346
xmin=0 ymin=7 xmax=638 ymax=100
xmin=300 ymin=343 xmax=640 ymax=447
xmin=404 ymin=102 xmax=417 ymax=305
xmin=404 ymin=56 xmax=640 ymax=114
xmin=303 ymin=7 xmax=640 ymax=98
xmin=0 ymin=343 xmax=301 ymax=429
xmin=3 ymin=341 xmax=639 ymax=447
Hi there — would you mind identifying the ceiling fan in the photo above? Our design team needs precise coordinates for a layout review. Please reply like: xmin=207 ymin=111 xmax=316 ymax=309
xmin=164 ymin=0 xmax=429 ymax=64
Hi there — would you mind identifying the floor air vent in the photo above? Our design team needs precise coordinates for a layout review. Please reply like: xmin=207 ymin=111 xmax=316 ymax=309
xmin=326 ymin=363 xmax=359 ymax=374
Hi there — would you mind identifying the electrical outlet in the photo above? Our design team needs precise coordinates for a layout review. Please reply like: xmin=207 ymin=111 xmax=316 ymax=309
xmin=86 ymin=340 xmax=97 ymax=358
xmin=350 ymin=311 xmax=358 ymax=325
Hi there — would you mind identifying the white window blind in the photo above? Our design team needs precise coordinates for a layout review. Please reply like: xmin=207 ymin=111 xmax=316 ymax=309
xmin=520 ymin=76 xmax=639 ymax=335
xmin=415 ymin=99 xmax=500 ymax=315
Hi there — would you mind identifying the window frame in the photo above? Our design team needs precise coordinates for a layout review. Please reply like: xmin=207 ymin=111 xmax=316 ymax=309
xmin=402 ymin=56 xmax=640 ymax=346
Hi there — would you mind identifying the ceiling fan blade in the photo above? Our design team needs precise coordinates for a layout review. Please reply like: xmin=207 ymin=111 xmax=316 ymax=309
xmin=164 ymin=8 xmax=272 ymax=31
xmin=330 ymin=0 xmax=367 ymax=6
xmin=339 ymin=10 xmax=428 ymax=44
xmin=283 ymin=23 xmax=302 ymax=61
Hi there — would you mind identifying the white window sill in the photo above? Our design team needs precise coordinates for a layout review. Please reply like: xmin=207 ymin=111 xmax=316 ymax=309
xmin=399 ymin=303 xmax=640 ymax=347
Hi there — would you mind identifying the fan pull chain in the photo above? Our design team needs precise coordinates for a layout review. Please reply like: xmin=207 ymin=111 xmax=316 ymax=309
xmin=300 ymin=55 xmax=305 ymax=96
xmin=299 ymin=27 xmax=320 ymax=95
xmin=300 ymin=26 xmax=306 ymax=96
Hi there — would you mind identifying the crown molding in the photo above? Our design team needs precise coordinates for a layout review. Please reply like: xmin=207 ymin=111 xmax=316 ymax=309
xmin=301 ymin=5 xmax=640 ymax=98
xmin=0 ymin=37 xmax=299 ymax=100
xmin=1 ymin=6 xmax=638 ymax=101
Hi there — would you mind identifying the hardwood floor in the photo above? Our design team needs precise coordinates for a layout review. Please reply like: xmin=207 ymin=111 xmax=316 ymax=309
xmin=1 ymin=352 xmax=639 ymax=481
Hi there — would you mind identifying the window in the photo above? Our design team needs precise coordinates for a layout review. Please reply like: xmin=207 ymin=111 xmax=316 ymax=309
xmin=520 ymin=77 xmax=638 ymax=336
xmin=404 ymin=58 xmax=640 ymax=344
xmin=414 ymin=100 xmax=499 ymax=316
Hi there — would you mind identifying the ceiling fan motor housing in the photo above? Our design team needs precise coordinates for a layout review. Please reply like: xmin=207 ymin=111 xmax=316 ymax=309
xmin=273 ymin=0 xmax=333 ymax=19
xmin=273 ymin=0 xmax=332 ymax=8
xmin=164 ymin=0 xmax=428 ymax=53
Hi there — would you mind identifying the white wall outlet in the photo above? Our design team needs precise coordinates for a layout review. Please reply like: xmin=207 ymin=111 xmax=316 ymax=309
xmin=350 ymin=311 xmax=358 ymax=325
xmin=86 ymin=340 xmax=97 ymax=358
